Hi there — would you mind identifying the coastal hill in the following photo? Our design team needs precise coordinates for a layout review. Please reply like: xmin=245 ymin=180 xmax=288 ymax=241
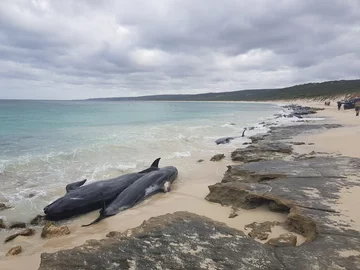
xmin=89 ymin=79 xmax=360 ymax=102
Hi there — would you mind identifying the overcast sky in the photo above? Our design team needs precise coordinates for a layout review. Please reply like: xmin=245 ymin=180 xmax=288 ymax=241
xmin=0 ymin=0 xmax=359 ymax=99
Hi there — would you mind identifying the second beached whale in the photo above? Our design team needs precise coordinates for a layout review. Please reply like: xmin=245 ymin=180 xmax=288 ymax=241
xmin=82 ymin=166 xmax=178 ymax=226
xmin=215 ymin=128 xmax=247 ymax=145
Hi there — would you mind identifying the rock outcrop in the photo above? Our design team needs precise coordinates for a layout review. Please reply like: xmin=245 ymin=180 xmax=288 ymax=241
xmin=5 ymin=228 xmax=35 ymax=243
xmin=41 ymin=223 xmax=70 ymax=239
xmin=206 ymin=156 xmax=360 ymax=241
xmin=30 ymin=214 xmax=47 ymax=226
xmin=39 ymin=212 xmax=283 ymax=270
xmin=9 ymin=222 xmax=26 ymax=229
xmin=39 ymin=211 xmax=360 ymax=270
xmin=6 ymin=246 xmax=22 ymax=256
xmin=210 ymin=154 xmax=225 ymax=161
xmin=231 ymin=141 xmax=293 ymax=162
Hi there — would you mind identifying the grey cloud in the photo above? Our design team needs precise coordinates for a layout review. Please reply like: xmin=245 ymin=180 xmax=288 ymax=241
xmin=0 ymin=0 xmax=359 ymax=99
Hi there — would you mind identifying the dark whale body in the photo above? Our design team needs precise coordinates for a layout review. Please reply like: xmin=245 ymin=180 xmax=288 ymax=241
xmin=43 ymin=158 xmax=161 ymax=221
xmin=82 ymin=166 xmax=178 ymax=226
xmin=215 ymin=128 xmax=247 ymax=145
xmin=215 ymin=136 xmax=235 ymax=145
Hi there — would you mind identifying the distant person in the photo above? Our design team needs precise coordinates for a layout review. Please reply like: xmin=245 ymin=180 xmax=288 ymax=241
xmin=355 ymin=101 xmax=360 ymax=116
xmin=337 ymin=101 xmax=342 ymax=110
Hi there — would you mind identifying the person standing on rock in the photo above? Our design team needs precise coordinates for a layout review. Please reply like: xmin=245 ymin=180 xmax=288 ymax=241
xmin=355 ymin=100 xmax=360 ymax=116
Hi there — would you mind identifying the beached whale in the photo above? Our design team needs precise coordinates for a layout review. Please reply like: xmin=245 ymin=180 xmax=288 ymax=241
xmin=215 ymin=136 xmax=235 ymax=145
xmin=43 ymin=158 xmax=161 ymax=221
xmin=215 ymin=128 xmax=247 ymax=145
xmin=82 ymin=166 xmax=178 ymax=226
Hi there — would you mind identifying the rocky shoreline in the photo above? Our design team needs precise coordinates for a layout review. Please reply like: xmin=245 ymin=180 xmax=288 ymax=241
xmin=3 ymin=105 xmax=360 ymax=269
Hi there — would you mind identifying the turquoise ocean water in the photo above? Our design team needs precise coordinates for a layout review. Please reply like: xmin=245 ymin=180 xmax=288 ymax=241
xmin=0 ymin=100 xmax=283 ymax=220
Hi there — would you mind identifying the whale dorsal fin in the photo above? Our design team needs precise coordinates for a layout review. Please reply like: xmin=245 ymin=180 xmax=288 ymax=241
xmin=66 ymin=179 xmax=87 ymax=193
xmin=138 ymin=158 xmax=161 ymax=173
xmin=150 ymin=158 xmax=161 ymax=168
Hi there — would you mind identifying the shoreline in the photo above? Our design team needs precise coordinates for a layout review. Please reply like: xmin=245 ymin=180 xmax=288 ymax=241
xmin=1 ymin=101 xmax=360 ymax=269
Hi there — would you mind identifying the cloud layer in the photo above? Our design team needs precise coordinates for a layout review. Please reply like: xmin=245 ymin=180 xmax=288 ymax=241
xmin=0 ymin=0 xmax=359 ymax=99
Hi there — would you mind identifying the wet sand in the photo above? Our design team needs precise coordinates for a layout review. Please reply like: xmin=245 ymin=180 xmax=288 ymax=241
xmin=1 ymin=101 xmax=359 ymax=269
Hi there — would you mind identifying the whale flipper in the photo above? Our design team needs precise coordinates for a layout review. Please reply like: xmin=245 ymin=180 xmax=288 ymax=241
xmin=81 ymin=213 xmax=105 ymax=227
xmin=66 ymin=179 xmax=87 ymax=193
xmin=82 ymin=194 xmax=108 ymax=227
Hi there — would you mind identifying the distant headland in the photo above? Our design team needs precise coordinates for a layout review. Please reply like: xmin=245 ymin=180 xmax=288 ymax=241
xmin=88 ymin=79 xmax=360 ymax=102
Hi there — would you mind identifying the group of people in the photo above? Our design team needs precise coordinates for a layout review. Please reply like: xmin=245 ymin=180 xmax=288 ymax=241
xmin=337 ymin=100 xmax=360 ymax=116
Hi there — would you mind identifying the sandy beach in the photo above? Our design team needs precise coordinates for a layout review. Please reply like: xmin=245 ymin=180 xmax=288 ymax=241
xmin=1 ymin=101 xmax=360 ymax=269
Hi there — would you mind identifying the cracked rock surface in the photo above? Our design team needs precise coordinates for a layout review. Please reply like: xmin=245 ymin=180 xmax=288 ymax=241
xmin=39 ymin=212 xmax=283 ymax=270
xmin=39 ymin=211 xmax=360 ymax=270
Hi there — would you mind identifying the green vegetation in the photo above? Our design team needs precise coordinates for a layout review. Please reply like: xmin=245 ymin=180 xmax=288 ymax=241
xmin=89 ymin=79 xmax=360 ymax=101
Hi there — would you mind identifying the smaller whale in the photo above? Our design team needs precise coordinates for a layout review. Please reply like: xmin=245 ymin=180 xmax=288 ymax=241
xmin=215 ymin=137 xmax=234 ymax=145
xmin=82 ymin=166 xmax=178 ymax=226
xmin=215 ymin=128 xmax=247 ymax=145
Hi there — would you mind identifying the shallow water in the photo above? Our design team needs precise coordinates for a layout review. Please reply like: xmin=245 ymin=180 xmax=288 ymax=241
xmin=0 ymin=100 xmax=284 ymax=221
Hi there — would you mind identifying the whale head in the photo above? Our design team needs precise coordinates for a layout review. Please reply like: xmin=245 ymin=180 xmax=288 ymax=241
xmin=158 ymin=166 xmax=178 ymax=192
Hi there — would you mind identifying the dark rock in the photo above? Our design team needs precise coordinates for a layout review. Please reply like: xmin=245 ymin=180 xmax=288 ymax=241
xmin=248 ymin=127 xmax=255 ymax=130
xmin=308 ymin=143 xmax=315 ymax=145
xmin=27 ymin=193 xmax=35 ymax=198
xmin=267 ymin=233 xmax=297 ymax=247
xmin=210 ymin=154 xmax=225 ymax=162
xmin=228 ymin=212 xmax=238 ymax=218
xmin=231 ymin=141 xmax=293 ymax=163
xmin=282 ymin=105 xmax=322 ymax=118
xmin=197 ymin=159 xmax=204 ymax=163
xmin=5 ymin=228 xmax=36 ymax=243
xmin=291 ymin=142 xmax=306 ymax=145
xmin=30 ymin=214 xmax=46 ymax=226
xmin=9 ymin=222 xmax=26 ymax=229
xmin=0 ymin=203 xmax=11 ymax=211
xmin=41 ymin=223 xmax=70 ymax=239
xmin=249 ymin=133 xmax=269 ymax=143
xmin=242 ymin=142 xmax=250 ymax=145
xmin=228 ymin=208 xmax=238 ymax=218
xmin=6 ymin=245 xmax=22 ymax=256
xmin=0 ymin=218 xmax=6 ymax=229
xmin=268 ymin=201 xmax=289 ymax=212
xmin=39 ymin=212 xmax=283 ymax=270
xmin=39 ymin=211 xmax=360 ymax=270
xmin=230 ymin=123 xmax=236 ymax=125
